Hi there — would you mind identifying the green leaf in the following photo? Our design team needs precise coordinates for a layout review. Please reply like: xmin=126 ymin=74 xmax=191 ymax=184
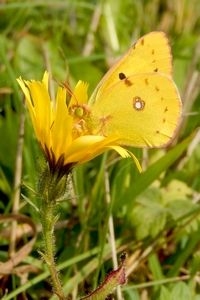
xmin=124 ymin=289 xmax=140 ymax=300
xmin=128 ymin=188 xmax=167 ymax=239
xmin=171 ymin=282 xmax=192 ymax=300
xmin=148 ymin=253 xmax=164 ymax=280
xmin=158 ymin=286 xmax=171 ymax=300
xmin=127 ymin=134 xmax=194 ymax=211
xmin=80 ymin=256 xmax=126 ymax=300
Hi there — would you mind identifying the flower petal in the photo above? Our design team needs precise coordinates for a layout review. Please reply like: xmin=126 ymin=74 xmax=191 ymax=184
xmin=68 ymin=81 xmax=89 ymax=106
xmin=65 ymin=135 xmax=119 ymax=164
xmin=51 ymin=86 xmax=73 ymax=160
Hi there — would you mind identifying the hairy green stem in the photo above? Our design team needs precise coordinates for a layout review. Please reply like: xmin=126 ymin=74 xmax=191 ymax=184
xmin=40 ymin=198 xmax=65 ymax=300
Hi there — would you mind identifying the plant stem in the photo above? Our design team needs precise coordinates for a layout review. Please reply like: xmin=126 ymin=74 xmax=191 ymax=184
xmin=9 ymin=110 xmax=25 ymax=257
xmin=104 ymin=168 xmax=123 ymax=300
xmin=41 ymin=197 xmax=65 ymax=300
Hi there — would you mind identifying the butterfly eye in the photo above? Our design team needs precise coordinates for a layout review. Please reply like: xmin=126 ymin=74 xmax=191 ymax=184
xmin=69 ymin=104 xmax=90 ymax=118
xmin=74 ymin=107 xmax=84 ymax=117
xmin=133 ymin=96 xmax=145 ymax=111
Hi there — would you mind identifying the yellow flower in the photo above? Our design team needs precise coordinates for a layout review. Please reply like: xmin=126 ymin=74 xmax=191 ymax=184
xmin=17 ymin=72 xmax=141 ymax=176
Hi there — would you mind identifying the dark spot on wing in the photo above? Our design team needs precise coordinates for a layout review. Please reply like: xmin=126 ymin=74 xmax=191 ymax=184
xmin=119 ymin=72 xmax=126 ymax=80
xmin=154 ymin=68 xmax=158 ymax=72
xmin=124 ymin=78 xmax=133 ymax=86
xmin=164 ymin=106 xmax=168 ymax=112
xmin=119 ymin=72 xmax=133 ymax=86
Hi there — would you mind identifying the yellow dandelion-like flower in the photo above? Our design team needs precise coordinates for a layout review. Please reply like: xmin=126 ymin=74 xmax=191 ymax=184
xmin=17 ymin=72 xmax=141 ymax=177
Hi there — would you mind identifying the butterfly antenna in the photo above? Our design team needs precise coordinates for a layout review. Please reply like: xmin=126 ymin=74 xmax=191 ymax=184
xmin=61 ymin=81 xmax=78 ymax=104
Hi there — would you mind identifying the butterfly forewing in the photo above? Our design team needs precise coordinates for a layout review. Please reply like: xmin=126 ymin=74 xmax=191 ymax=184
xmin=90 ymin=31 xmax=172 ymax=104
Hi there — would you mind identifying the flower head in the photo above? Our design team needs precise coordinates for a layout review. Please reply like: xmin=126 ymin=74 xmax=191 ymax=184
xmin=17 ymin=72 xmax=140 ymax=177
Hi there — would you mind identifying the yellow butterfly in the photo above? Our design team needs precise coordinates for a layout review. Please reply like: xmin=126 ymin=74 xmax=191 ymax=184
xmin=90 ymin=31 xmax=182 ymax=148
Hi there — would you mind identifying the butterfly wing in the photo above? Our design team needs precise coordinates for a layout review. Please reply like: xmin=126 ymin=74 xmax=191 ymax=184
xmin=90 ymin=31 xmax=172 ymax=103
xmin=91 ymin=73 xmax=181 ymax=148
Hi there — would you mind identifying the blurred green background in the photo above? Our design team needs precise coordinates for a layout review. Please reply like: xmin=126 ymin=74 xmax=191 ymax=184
xmin=0 ymin=0 xmax=200 ymax=299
